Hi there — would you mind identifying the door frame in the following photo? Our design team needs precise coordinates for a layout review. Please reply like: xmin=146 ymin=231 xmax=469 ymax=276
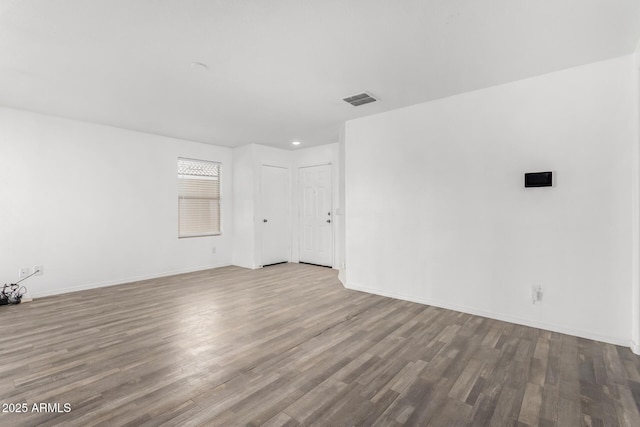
xmin=258 ymin=164 xmax=291 ymax=267
xmin=297 ymin=163 xmax=334 ymax=267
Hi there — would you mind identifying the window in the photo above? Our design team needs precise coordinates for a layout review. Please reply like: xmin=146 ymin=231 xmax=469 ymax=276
xmin=178 ymin=158 xmax=221 ymax=237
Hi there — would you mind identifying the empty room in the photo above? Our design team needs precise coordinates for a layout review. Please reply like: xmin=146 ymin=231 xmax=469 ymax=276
xmin=2 ymin=1 xmax=640 ymax=426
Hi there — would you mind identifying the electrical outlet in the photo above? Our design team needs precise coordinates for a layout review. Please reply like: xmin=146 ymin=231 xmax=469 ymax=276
xmin=18 ymin=267 xmax=31 ymax=279
xmin=212 ymin=247 xmax=217 ymax=254
xmin=33 ymin=265 xmax=44 ymax=276
xmin=532 ymin=285 xmax=543 ymax=304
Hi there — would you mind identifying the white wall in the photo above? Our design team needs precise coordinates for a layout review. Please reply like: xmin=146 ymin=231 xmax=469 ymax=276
xmin=232 ymin=144 xmax=292 ymax=268
xmin=0 ymin=108 xmax=233 ymax=297
xmin=231 ymin=144 xmax=257 ymax=269
xmin=632 ymin=41 xmax=640 ymax=354
xmin=337 ymin=125 xmax=346 ymax=284
xmin=253 ymin=144 xmax=293 ymax=267
xmin=345 ymin=55 xmax=636 ymax=345
xmin=231 ymin=143 xmax=341 ymax=269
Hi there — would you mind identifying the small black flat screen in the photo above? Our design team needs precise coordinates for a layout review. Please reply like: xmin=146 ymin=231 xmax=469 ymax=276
xmin=525 ymin=171 xmax=552 ymax=187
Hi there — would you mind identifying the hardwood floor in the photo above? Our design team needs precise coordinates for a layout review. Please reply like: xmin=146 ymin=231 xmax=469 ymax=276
xmin=1 ymin=263 xmax=639 ymax=426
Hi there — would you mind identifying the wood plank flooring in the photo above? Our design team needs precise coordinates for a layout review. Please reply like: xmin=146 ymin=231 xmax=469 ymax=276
xmin=1 ymin=263 xmax=640 ymax=426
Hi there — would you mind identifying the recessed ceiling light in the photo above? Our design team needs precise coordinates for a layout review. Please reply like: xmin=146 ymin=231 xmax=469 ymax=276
xmin=190 ymin=62 xmax=209 ymax=71
xmin=292 ymin=141 xmax=301 ymax=146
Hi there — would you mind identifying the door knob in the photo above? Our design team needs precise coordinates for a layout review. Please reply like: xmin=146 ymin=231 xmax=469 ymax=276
xmin=263 ymin=219 xmax=268 ymax=223
xmin=326 ymin=219 xmax=331 ymax=223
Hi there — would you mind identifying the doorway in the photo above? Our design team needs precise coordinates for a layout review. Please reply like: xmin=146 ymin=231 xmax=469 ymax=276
xmin=260 ymin=165 xmax=290 ymax=266
xmin=299 ymin=164 xmax=333 ymax=267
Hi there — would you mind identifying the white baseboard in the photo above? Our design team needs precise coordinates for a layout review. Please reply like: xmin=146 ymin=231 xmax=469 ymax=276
xmin=345 ymin=282 xmax=629 ymax=348
xmin=338 ymin=269 xmax=346 ymax=286
xmin=231 ymin=260 xmax=261 ymax=269
xmin=30 ymin=263 xmax=231 ymax=299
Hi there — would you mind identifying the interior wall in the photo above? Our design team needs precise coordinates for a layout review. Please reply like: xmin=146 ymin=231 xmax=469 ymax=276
xmin=632 ymin=40 xmax=640 ymax=354
xmin=337 ymin=125 xmax=346 ymax=284
xmin=231 ymin=144 xmax=292 ymax=268
xmin=231 ymin=143 xmax=341 ymax=269
xmin=253 ymin=144 xmax=293 ymax=267
xmin=0 ymin=108 xmax=233 ymax=297
xmin=231 ymin=144 xmax=256 ymax=269
xmin=344 ymin=55 xmax=636 ymax=345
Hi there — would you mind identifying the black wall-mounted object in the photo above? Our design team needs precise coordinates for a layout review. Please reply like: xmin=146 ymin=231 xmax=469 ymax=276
xmin=525 ymin=171 xmax=552 ymax=187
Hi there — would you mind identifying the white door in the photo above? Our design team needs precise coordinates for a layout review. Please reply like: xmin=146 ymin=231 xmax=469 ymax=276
xmin=299 ymin=164 xmax=332 ymax=267
xmin=260 ymin=165 xmax=290 ymax=266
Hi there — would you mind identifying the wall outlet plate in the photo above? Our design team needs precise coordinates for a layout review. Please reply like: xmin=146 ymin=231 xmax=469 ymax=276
xmin=532 ymin=285 xmax=543 ymax=303
xmin=33 ymin=265 xmax=44 ymax=276
xmin=18 ymin=267 xmax=31 ymax=279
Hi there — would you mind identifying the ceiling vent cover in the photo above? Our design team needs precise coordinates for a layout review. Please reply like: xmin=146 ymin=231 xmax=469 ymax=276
xmin=343 ymin=92 xmax=377 ymax=106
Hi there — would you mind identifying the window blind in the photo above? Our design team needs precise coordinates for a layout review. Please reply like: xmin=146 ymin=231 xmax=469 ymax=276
xmin=178 ymin=158 xmax=221 ymax=237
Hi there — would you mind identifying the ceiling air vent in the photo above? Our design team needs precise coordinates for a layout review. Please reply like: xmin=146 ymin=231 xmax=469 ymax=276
xmin=343 ymin=92 xmax=377 ymax=107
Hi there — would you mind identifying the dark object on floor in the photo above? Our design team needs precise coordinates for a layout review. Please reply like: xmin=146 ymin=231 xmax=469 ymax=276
xmin=1 ymin=283 xmax=25 ymax=305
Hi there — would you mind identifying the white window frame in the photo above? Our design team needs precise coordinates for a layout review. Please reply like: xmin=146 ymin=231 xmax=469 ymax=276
xmin=178 ymin=157 xmax=221 ymax=238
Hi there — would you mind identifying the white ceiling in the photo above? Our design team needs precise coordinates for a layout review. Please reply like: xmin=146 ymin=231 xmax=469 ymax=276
xmin=1 ymin=1 xmax=639 ymax=150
